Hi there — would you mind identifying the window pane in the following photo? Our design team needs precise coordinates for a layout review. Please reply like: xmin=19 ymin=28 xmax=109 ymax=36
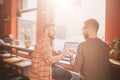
xmin=21 ymin=0 xmax=37 ymax=10
xmin=18 ymin=11 xmax=37 ymax=45
xmin=20 ymin=11 xmax=37 ymax=21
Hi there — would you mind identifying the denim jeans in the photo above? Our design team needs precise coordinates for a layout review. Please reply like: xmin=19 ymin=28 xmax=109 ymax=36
xmin=52 ymin=64 xmax=72 ymax=80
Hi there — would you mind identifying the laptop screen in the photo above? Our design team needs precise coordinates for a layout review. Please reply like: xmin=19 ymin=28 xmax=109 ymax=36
xmin=63 ymin=42 xmax=79 ymax=53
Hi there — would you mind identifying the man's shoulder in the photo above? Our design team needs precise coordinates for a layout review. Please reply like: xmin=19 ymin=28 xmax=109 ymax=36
xmin=35 ymin=35 xmax=50 ymax=47
xmin=78 ymin=41 xmax=86 ymax=48
xmin=39 ymin=35 xmax=49 ymax=42
xmin=78 ymin=40 xmax=87 ymax=45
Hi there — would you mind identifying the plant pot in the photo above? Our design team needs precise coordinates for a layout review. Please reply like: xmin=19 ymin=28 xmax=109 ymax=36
xmin=114 ymin=53 xmax=120 ymax=60
xmin=25 ymin=42 xmax=31 ymax=48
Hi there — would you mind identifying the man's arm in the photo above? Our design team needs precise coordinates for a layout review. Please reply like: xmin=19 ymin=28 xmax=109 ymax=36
xmin=52 ymin=50 xmax=61 ymax=56
xmin=35 ymin=39 xmax=66 ymax=65
xmin=70 ymin=44 xmax=83 ymax=73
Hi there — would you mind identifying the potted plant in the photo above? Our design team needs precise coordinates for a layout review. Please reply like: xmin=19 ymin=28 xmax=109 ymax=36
xmin=110 ymin=37 xmax=120 ymax=60
xmin=24 ymin=34 xmax=31 ymax=48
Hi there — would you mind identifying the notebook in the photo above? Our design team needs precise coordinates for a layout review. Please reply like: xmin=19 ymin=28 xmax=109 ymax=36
xmin=3 ymin=57 xmax=23 ymax=63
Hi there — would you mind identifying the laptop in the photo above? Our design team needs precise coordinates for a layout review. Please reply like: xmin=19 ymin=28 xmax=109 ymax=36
xmin=59 ymin=42 xmax=79 ymax=64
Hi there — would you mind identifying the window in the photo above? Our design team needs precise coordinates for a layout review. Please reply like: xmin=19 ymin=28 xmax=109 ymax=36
xmin=20 ymin=0 xmax=37 ymax=10
xmin=17 ymin=0 xmax=37 ymax=45
xmin=53 ymin=0 xmax=106 ymax=49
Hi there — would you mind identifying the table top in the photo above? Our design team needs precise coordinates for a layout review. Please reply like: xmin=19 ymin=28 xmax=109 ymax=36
xmin=109 ymin=58 xmax=120 ymax=66
xmin=3 ymin=43 xmax=35 ymax=52
xmin=14 ymin=60 xmax=32 ymax=67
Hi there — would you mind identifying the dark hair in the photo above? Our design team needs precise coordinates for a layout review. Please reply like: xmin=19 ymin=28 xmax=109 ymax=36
xmin=84 ymin=19 xmax=99 ymax=31
xmin=44 ymin=23 xmax=55 ymax=32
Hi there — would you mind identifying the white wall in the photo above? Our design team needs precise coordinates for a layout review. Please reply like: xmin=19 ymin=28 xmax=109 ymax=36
xmin=54 ymin=0 xmax=106 ymax=42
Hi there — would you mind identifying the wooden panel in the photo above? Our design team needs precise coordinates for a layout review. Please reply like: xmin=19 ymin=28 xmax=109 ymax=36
xmin=105 ymin=0 xmax=120 ymax=42
xmin=10 ymin=0 xmax=17 ymax=38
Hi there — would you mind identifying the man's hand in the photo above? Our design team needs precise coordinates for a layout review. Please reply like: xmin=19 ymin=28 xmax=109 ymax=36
xmin=56 ymin=50 xmax=62 ymax=55
xmin=52 ymin=50 xmax=61 ymax=55
xmin=60 ymin=50 xmax=68 ymax=57
xmin=67 ymin=49 xmax=75 ymax=57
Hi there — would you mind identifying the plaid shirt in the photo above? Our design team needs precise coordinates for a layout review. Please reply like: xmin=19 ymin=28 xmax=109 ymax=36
xmin=30 ymin=35 xmax=66 ymax=80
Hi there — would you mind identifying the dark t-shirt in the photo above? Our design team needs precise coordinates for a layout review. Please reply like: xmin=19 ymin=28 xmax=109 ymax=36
xmin=74 ymin=38 xmax=111 ymax=80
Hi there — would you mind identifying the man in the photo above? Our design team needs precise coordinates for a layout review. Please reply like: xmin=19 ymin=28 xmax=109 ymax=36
xmin=30 ymin=23 xmax=72 ymax=80
xmin=69 ymin=19 xmax=111 ymax=80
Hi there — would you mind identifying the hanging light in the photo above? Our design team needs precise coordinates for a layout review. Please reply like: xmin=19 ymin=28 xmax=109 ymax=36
xmin=73 ymin=0 xmax=82 ymax=6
